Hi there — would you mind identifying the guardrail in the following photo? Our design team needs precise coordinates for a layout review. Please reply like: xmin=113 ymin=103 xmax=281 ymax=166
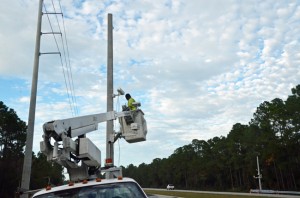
xmin=250 ymin=189 xmax=300 ymax=196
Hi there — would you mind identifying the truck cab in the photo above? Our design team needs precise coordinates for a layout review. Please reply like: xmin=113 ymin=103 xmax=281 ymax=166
xmin=33 ymin=177 xmax=147 ymax=198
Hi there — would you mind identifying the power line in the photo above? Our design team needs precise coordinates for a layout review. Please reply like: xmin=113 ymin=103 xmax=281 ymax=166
xmin=42 ymin=1 xmax=78 ymax=116
xmin=51 ymin=0 xmax=78 ymax=115
xmin=58 ymin=0 xmax=79 ymax=115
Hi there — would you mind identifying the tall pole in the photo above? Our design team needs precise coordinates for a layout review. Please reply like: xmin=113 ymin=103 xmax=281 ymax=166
xmin=256 ymin=156 xmax=262 ymax=191
xmin=106 ymin=13 xmax=114 ymax=179
xmin=21 ymin=0 xmax=43 ymax=196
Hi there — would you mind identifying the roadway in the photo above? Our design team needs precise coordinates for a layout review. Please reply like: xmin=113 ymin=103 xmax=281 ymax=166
xmin=144 ymin=188 xmax=300 ymax=198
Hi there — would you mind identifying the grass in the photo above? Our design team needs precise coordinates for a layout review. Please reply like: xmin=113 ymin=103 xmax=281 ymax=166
xmin=144 ymin=189 xmax=274 ymax=198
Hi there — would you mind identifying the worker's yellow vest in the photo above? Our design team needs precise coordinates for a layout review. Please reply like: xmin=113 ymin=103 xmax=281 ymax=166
xmin=128 ymin=98 xmax=136 ymax=110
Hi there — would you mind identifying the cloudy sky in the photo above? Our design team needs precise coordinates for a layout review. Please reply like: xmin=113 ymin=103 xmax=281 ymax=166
xmin=1 ymin=0 xmax=300 ymax=167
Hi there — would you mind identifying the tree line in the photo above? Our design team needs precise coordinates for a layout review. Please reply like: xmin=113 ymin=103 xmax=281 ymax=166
xmin=123 ymin=85 xmax=300 ymax=192
xmin=0 ymin=101 xmax=63 ymax=198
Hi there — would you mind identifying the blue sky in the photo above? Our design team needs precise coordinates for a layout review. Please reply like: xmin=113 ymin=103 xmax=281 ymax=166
xmin=1 ymin=0 xmax=300 ymax=167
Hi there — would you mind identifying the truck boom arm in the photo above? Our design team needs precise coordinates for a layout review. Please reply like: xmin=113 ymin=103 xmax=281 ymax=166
xmin=43 ymin=111 xmax=117 ymax=140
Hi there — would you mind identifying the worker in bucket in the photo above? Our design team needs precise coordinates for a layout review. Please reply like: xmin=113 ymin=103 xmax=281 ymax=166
xmin=125 ymin=93 xmax=136 ymax=110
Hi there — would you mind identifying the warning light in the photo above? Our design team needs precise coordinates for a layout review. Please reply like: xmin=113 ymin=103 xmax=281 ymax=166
xmin=96 ymin=178 xmax=102 ymax=182
xmin=117 ymin=176 xmax=123 ymax=180
xmin=105 ymin=158 xmax=113 ymax=167
xmin=82 ymin=179 xmax=88 ymax=184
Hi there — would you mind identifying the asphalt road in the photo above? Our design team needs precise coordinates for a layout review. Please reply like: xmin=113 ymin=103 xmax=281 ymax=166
xmin=144 ymin=188 xmax=300 ymax=198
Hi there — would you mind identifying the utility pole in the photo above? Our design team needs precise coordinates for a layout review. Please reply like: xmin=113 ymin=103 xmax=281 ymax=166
xmin=254 ymin=156 xmax=262 ymax=191
xmin=20 ymin=0 xmax=43 ymax=197
xmin=106 ymin=13 xmax=114 ymax=179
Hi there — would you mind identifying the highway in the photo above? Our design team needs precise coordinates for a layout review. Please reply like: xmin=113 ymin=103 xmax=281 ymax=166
xmin=144 ymin=188 xmax=300 ymax=198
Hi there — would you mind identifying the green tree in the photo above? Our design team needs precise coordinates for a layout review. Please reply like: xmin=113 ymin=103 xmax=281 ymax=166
xmin=0 ymin=101 xmax=27 ymax=198
xmin=31 ymin=152 xmax=64 ymax=190
xmin=0 ymin=101 xmax=64 ymax=197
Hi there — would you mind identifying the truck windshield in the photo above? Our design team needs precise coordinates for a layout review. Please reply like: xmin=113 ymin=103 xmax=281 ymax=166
xmin=34 ymin=182 xmax=147 ymax=198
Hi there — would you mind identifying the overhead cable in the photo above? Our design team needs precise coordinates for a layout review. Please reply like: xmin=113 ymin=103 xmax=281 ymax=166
xmin=42 ymin=1 xmax=78 ymax=116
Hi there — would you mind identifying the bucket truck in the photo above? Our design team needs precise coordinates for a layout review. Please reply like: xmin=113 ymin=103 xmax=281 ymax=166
xmin=40 ymin=108 xmax=147 ymax=181
xmin=30 ymin=106 xmax=148 ymax=198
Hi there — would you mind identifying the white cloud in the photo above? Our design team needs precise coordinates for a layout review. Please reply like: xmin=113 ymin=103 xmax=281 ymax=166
xmin=19 ymin=97 xmax=30 ymax=103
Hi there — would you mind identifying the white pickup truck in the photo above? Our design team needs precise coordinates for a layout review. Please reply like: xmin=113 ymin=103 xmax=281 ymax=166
xmin=166 ymin=184 xmax=175 ymax=190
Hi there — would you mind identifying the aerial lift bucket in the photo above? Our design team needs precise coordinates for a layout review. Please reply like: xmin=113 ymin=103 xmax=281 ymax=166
xmin=119 ymin=109 xmax=147 ymax=143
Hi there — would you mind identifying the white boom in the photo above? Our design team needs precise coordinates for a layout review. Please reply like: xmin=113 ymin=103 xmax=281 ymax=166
xmin=40 ymin=109 xmax=147 ymax=181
